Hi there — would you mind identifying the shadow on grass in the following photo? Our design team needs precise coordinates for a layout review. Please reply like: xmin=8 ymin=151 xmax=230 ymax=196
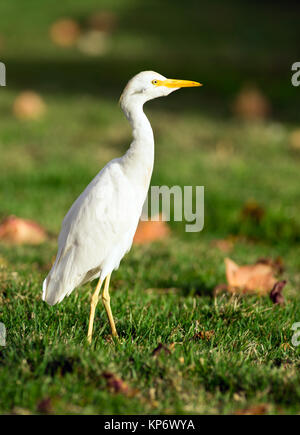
xmin=152 ymin=277 xmax=215 ymax=297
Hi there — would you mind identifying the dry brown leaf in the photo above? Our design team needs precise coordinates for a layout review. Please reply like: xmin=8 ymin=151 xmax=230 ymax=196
xmin=235 ymin=404 xmax=269 ymax=415
xmin=36 ymin=397 xmax=53 ymax=414
xmin=77 ymin=30 xmax=110 ymax=56
xmin=13 ymin=91 xmax=46 ymax=120
xmin=225 ymin=257 xmax=277 ymax=295
xmin=50 ymin=19 xmax=80 ymax=47
xmin=211 ymin=238 xmax=234 ymax=253
xmin=270 ymin=280 xmax=286 ymax=305
xmin=241 ymin=200 xmax=265 ymax=223
xmin=214 ymin=283 xmax=229 ymax=295
xmin=289 ymin=129 xmax=300 ymax=151
xmin=102 ymin=371 xmax=138 ymax=397
xmin=145 ymin=287 xmax=180 ymax=295
xmin=133 ymin=214 xmax=170 ymax=244
xmin=88 ymin=11 xmax=118 ymax=33
xmin=233 ymin=85 xmax=270 ymax=121
xmin=193 ymin=330 xmax=215 ymax=341
xmin=256 ymin=256 xmax=284 ymax=275
xmin=0 ymin=216 xmax=47 ymax=245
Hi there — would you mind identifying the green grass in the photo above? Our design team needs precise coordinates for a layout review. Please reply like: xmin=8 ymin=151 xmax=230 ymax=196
xmin=1 ymin=0 xmax=300 ymax=415
xmin=1 ymin=240 xmax=300 ymax=414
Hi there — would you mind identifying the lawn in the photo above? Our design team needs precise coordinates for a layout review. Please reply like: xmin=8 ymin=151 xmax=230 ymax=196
xmin=0 ymin=0 xmax=300 ymax=415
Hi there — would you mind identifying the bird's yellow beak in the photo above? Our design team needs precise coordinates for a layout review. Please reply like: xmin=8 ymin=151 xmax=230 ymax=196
xmin=155 ymin=79 xmax=202 ymax=88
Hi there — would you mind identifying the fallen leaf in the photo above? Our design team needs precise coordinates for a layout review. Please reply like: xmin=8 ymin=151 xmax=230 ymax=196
xmin=256 ymin=256 xmax=284 ymax=275
xmin=50 ymin=19 xmax=80 ymax=47
xmin=241 ymin=200 xmax=265 ymax=223
xmin=13 ymin=91 xmax=46 ymax=120
xmin=36 ymin=398 xmax=53 ymax=414
xmin=224 ymin=257 xmax=277 ymax=295
xmin=214 ymin=283 xmax=229 ymax=295
xmin=102 ymin=371 xmax=138 ymax=397
xmin=145 ymin=287 xmax=180 ymax=295
xmin=0 ymin=216 xmax=47 ymax=245
xmin=235 ymin=404 xmax=269 ymax=415
xmin=133 ymin=214 xmax=170 ymax=244
xmin=192 ymin=330 xmax=215 ymax=341
xmin=77 ymin=30 xmax=110 ymax=56
xmin=88 ymin=11 xmax=118 ymax=33
xmin=233 ymin=85 xmax=270 ymax=121
xmin=151 ymin=343 xmax=171 ymax=357
xmin=270 ymin=280 xmax=286 ymax=305
xmin=289 ymin=129 xmax=300 ymax=151
xmin=211 ymin=238 xmax=234 ymax=253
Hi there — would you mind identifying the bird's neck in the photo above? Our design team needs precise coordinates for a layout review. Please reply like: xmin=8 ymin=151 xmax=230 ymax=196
xmin=122 ymin=102 xmax=154 ymax=177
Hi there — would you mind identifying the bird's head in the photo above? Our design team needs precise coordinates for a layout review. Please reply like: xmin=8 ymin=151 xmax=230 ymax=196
xmin=120 ymin=71 xmax=202 ymax=113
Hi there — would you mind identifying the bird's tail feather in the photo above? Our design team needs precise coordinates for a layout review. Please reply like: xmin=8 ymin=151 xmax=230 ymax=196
xmin=42 ymin=249 xmax=77 ymax=305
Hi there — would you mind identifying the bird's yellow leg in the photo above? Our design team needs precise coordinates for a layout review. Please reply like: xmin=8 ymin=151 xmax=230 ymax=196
xmin=102 ymin=273 xmax=118 ymax=337
xmin=87 ymin=277 xmax=103 ymax=343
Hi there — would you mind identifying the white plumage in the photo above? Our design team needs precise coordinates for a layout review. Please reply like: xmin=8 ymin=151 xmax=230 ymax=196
xmin=43 ymin=159 xmax=144 ymax=305
xmin=42 ymin=71 xmax=201 ymax=340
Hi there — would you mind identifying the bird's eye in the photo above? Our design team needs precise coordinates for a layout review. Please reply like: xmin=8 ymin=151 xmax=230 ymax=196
xmin=152 ymin=80 xmax=158 ymax=85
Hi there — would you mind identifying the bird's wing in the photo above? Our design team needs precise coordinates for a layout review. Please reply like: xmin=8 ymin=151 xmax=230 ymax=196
xmin=43 ymin=159 xmax=142 ymax=305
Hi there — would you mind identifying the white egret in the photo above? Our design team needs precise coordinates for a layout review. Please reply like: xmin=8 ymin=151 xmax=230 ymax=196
xmin=42 ymin=71 xmax=201 ymax=342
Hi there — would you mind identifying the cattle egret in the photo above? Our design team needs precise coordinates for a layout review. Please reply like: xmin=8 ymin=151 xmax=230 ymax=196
xmin=42 ymin=71 xmax=201 ymax=342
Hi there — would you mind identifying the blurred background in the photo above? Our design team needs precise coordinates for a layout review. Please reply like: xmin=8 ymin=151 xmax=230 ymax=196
xmin=0 ymin=0 xmax=300 ymax=244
